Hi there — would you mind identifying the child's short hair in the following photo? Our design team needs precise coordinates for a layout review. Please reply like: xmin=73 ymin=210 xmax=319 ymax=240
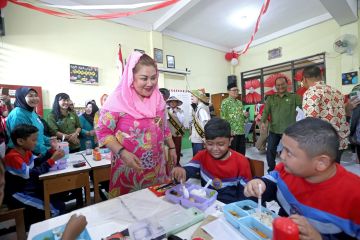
xmin=284 ymin=118 xmax=339 ymax=160
xmin=11 ymin=124 xmax=39 ymax=146
xmin=204 ymin=117 xmax=231 ymax=140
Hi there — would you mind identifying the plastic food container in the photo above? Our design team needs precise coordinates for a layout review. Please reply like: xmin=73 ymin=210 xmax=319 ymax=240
xmin=223 ymin=200 xmax=279 ymax=239
xmin=165 ymin=183 xmax=217 ymax=211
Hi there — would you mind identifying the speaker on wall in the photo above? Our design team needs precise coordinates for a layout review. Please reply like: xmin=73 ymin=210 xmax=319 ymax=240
xmin=227 ymin=75 xmax=237 ymax=86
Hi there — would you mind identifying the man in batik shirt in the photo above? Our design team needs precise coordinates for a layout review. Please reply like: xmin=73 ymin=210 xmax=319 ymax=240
xmin=221 ymin=82 xmax=246 ymax=155
xmin=302 ymin=66 xmax=349 ymax=163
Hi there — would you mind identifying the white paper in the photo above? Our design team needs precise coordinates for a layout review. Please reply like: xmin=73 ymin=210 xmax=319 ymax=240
xmin=201 ymin=218 xmax=246 ymax=240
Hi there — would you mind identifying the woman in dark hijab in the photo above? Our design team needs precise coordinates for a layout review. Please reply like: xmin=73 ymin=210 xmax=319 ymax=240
xmin=47 ymin=93 xmax=82 ymax=153
xmin=79 ymin=100 xmax=99 ymax=150
xmin=6 ymin=87 xmax=52 ymax=155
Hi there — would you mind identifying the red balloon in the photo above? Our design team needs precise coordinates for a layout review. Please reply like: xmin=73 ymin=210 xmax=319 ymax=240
xmin=225 ymin=52 xmax=233 ymax=61
xmin=0 ymin=0 xmax=7 ymax=9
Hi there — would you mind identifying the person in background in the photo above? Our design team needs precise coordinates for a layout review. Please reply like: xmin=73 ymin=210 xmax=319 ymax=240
xmin=172 ymin=118 xmax=252 ymax=204
xmin=159 ymin=88 xmax=170 ymax=102
xmin=47 ymin=93 xmax=82 ymax=153
xmin=0 ymin=94 xmax=12 ymax=117
xmin=0 ymin=159 xmax=87 ymax=240
xmin=261 ymin=77 xmax=302 ymax=172
xmin=0 ymin=96 xmax=8 ymax=158
xmin=96 ymin=52 xmax=177 ymax=197
xmin=166 ymin=96 xmax=185 ymax=166
xmin=94 ymin=94 xmax=108 ymax=129
xmin=4 ymin=124 xmax=65 ymax=229
xmin=244 ymin=118 xmax=360 ymax=239
xmin=79 ymin=100 xmax=99 ymax=151
xmin=205 ymin=93 xmax=216 ymax=118
xmin=221 ymin=82 xmax=246 ymax=155
xmin=190 ymin=90 xmax=210 ymax=156
xmin=6 ymin=87 xmax=53 ymax=156
xmin=68 ymin=99 xmax=75 ymax=113
xmin=302 ymin=66 xmax=349 ymax=163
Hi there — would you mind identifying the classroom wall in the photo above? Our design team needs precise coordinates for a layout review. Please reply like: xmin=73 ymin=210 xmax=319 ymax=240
xmin=0 ymin=4 xmax=231 ymax=114
xmin=235 ymin=18 xmax=359 ymax=95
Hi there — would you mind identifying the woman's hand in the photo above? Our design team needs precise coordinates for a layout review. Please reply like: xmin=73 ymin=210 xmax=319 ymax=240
xmin=119 ymin=149 xmax=143 ymax=172
xmin=51 ymin=149 xmax=65 ymax=161
xmin=61 ymin=214 xmax=87 ymax=240
xmin=169 ymin=148 xmax=177 ymax=166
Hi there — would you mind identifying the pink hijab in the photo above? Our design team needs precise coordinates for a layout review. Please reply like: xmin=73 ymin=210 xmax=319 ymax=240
xmin=102 ymin=51 xmax=165 ymax=119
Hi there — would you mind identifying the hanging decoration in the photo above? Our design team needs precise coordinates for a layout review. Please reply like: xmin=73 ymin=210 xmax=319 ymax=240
xmin=8 ymin=0 xmax=179 ymax=20
xmin=225 ymin=51 xmax=239 ymax=66
xmin=118 ymin=44 xmax=124 ymax=76
xmin=0 ymin=0 xmax=8 ymax=9
xmin=264 ymin=73 xmax=292 ymax=96
xmin=244 ymin=79 xmax=262 ymax=104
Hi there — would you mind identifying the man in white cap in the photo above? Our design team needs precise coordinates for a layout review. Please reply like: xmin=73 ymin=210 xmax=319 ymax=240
xmin=166 ymin=96 xmax=185 ymax=165
xmin=190 ymin=90 xmax=210 ymax=156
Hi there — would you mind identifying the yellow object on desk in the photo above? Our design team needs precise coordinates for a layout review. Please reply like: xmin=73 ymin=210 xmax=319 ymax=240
xmin=93 ymin=150 xmax=102 ymax=161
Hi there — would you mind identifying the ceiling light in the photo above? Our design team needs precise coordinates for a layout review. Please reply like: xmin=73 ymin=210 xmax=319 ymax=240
xmin=228 ymin=9 xmax=258 ymax=29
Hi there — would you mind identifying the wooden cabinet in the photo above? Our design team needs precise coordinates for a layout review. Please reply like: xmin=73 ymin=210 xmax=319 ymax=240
xmin=211 ymin=93 xmax=228 ymax=117
xmin=211 ymin=93 xmax=242 ymax=117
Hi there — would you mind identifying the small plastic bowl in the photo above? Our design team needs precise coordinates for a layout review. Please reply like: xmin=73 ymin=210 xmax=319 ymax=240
xmin=238 ymin=216 xmax=272 ymax=240
xmin=223 ymin=204 xmax=249 ymax=228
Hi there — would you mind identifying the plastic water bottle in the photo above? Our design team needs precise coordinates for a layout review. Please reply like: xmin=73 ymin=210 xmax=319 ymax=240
xmin=85 ymin=140 xmax=92 ymax=155
xmin=273 ymin=217 xmax=299 ymax=240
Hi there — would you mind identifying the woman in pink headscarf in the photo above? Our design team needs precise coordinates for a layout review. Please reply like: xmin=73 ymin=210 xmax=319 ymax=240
xmin=96 ymin=52 xmax=177 ymax=197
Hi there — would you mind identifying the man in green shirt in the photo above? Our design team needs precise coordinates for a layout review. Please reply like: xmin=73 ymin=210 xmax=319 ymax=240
xmin=221 ymin=82 xmax=246 ymax=155
xmin=261 ymin=77 xmax=302 ymax=172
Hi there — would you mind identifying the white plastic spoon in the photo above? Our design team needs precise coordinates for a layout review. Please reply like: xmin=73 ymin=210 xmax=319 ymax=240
xmin=257 ymin=183 xmax=262 ymax=214
xmin=181 ymin=180 xmax=189 ymax=199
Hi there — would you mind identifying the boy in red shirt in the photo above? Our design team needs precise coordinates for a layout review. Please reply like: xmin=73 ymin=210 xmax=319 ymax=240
xmin=172 ymin=117 xmax=252 ymax=204
xmin=245 ymin=118 xmax=360 ymax=239
xmin=4 ymin=124 xmax=65 ymax=228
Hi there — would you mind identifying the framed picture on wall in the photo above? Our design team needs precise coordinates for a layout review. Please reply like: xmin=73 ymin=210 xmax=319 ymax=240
xmin=154 ymin=48 xmax=163 ymax=63
xmin=342 ymin=71 xmax=358 ymax=85
xmin=70 ymin=64 xmax=98 ymax=85
xmin=166 ymin=55 xmax=175 ymax=68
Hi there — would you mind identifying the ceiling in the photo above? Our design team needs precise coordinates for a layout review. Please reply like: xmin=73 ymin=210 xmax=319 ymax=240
xmin=40 ymin=0 xmax=358 ymax=52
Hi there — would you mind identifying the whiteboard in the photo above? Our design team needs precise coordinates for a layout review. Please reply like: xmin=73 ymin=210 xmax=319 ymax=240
xmin=169 ymin=89 xmax=192 ymax=129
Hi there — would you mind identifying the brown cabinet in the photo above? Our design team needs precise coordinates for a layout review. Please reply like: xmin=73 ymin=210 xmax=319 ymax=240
xmin=211 ymin=93 xmax=242 ymax=117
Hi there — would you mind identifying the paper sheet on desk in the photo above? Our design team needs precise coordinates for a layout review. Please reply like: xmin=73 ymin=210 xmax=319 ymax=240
xmin=202 ymin=218 xmax=246 ymax=240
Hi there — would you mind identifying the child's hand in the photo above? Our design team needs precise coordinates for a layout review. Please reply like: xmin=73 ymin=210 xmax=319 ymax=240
xmin=61 ymin=214 xmax=87 ymax=240
xmin=50 ymin=137 xmax=58 ymax=150
xmin=289 ymin=214 xmax=322 ymax=240
xmin=244 ymin=179 xmax=266 ymax=198
xmin=171 ymin=167 xmax=186 ymax=183
xmin=51 ymin=149 xmax=65 ymax=161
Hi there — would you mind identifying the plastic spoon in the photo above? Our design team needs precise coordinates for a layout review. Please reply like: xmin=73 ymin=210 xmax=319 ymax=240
xmin=257 ymin=183 xmax=262 ymax=214
xmin=203 ymin=179 xmax=212 ymax=191
xmin=181 ymin=180 xmax=189 ymax=199
xmin=62 ymin=134 xmax=65 ymax=142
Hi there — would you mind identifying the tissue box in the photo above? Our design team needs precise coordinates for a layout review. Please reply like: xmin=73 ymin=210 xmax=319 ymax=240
xmin=165 ymin=183 xmax=217 ymax=211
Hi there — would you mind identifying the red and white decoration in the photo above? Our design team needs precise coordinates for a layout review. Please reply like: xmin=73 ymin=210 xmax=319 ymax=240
xmin=244 ymin=79 xmax=261 ymax=104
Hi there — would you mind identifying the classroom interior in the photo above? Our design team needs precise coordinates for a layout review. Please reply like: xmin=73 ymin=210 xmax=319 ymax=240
xmin=1 ymin=0 xmax=360 ymax=239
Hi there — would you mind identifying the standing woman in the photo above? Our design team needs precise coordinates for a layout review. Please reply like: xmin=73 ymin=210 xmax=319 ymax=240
xmin=6 ymin=87 xmax=51 ymax=156
xmin=96 ymin=52 xmax=177 ymax=198
xmin=79 ymin=100 xmax=99 ymax=150
xmin=47 ymin=93 xmax=82 ymax=153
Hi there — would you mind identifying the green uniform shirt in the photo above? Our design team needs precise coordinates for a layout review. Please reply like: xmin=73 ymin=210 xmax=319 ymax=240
xmin=47 ymin=111 xmax=81 ymax=150
xmin=261 ymin=92 xmax=302 ymax=134
xmin=221 ymin=97 xmax=245 ymax=135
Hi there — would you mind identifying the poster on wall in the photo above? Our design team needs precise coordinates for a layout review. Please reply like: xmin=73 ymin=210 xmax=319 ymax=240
xmin=70 ymin=64 xmax=99 ymax=85
xmin=342 ymin=71 xmax=358 ymax=85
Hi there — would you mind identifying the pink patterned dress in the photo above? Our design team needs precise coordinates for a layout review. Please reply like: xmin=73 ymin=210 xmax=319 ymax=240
xmin=96 ymin=109 xmax=172 ymax=198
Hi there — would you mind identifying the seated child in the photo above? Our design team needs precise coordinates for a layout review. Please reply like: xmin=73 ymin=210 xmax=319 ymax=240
xmin=244 ymin=118 xmax=360 ymax=239
xmin=4 ymin=124 xmax=66 ymax=229
xmin=172 ymin=117 xmax=252 ymax=204
xmin=0 ymin=159 xmax=87 ymax=240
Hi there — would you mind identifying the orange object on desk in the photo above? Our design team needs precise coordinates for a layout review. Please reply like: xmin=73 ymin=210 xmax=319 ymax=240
xmin=93 ymin=150 xmax=102 ymax=161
